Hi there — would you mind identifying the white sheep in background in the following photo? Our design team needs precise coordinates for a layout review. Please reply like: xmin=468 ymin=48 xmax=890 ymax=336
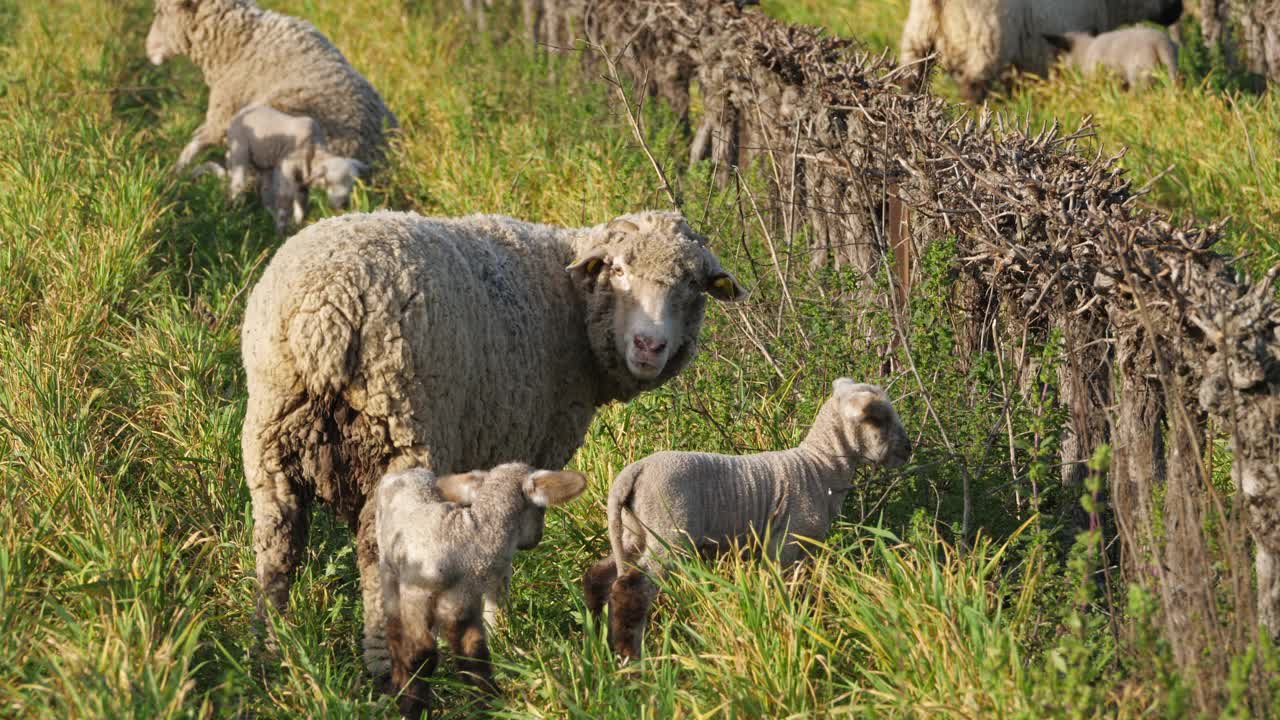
xmin=240 ymin=209 xmax=746 ymax=684
xmin=146 ymin=0 xmax=397 ymax=173
xmin=377 ymin=464 xmax=587 ymax=718
xmin=899 ymin=0 xmax=1184 ymax=102
xmin=224 ymin=104 xmax=367 ymax=232
xmin=583 ymin=379 xmax=912 ymax=659
xmin=1044 ymin=27 xmax=1179 ymax=89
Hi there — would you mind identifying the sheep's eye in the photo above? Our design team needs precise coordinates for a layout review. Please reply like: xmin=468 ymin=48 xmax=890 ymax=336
xmin=612 ymin=265 xmax=625 ymax=277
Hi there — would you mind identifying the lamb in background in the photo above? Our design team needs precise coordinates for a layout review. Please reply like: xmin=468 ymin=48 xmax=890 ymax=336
xmin=146 ymin=0 xmax=397 ymax=172
xmin=899 ymin=0 xmax=1183 ymax=102
xmin=239 ymin=209 xmax=745 ymax=684
xmin=1044 ymin=27 xmax=1179 ymax=89
xmin=377 ymin=464 xmax=587 ymax=718
xmin=583 ymin=379 xmax=911 ymax=659
xmin=225 ymin=104 xmax=366 ymax=232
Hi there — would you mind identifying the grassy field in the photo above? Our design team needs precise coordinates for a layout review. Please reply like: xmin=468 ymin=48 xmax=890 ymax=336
xmin=0 ymin=0 xmax=1276 ymax=717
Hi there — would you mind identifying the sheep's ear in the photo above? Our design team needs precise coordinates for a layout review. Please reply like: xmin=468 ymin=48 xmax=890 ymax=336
xmin=706 ymin=270 xmax=747 ymax=302
xmin=566 ymin=247 xmax=610 ymax=280
xmin=525 ymin=470 xmax=588 ymax=508
xmin=437 ymin=471 xmax=486 ymax=505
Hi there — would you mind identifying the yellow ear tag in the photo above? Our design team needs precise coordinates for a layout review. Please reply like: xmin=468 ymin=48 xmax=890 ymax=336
xmin=586 ymin=258 xmax=604 ymax=275
xmin=714 ymin=276 xmax=735 ymax=294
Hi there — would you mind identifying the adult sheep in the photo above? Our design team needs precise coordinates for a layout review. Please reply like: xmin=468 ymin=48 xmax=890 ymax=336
xmin=146 ymin=0 xmax=398 ymax=172
xmin=240 ymin=209 xmax=746 ymax=681
xmin=899 ymin=0 xmax=1183 ymax=102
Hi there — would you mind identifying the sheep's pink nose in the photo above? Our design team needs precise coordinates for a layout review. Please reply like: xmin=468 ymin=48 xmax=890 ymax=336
xmin=633 ymin=335 xmax=667 ymax=354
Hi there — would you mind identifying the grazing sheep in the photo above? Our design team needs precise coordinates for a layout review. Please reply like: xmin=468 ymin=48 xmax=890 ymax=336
xmin=582 ymin=380 xmax=911 ymax=659
xmin=899 ymin=0 xmax=1183 ymax=102
xmin=378 ymin=464 xmax=587 ymax=718
xmin=146 ymin=0 xmax=397 ymax=172
xmin=224 ymin=104 xmax=368 ymax=232
xmin=1044 ymin=27 xmax=1179 ymax=88
xmin=240 ymin=209 xmax=746 ymax=682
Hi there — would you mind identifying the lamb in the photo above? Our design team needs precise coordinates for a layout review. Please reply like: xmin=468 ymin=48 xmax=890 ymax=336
xmin=1044 ymin=27 xmax=1179 ymax=89
xmin=146 ymin=0 xmax=398 ymax=173
xmin=377 ymin=463 xmax=587 ymax=717
xmin=240 ymin=209 xmax=746 ymax=683
xmin=223 ymin=104 xmax=368 ymax=232
xmin=582 ymin=379 xmax=911 ymax=660
xmin=899 ymin=0 xmax=1183 ymax=102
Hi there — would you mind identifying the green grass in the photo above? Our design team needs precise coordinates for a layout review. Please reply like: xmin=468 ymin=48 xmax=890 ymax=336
xmin=0 ymin=0 xmax=1275 ymax=717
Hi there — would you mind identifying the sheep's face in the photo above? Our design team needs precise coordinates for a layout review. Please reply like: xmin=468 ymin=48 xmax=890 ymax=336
xmin=836 ymin=380 xmax=912 ymax=468
xmin=146 ymin=1 xmax=196 ymax=66
xmin=568 ymin=212 xmax=745 ymax=386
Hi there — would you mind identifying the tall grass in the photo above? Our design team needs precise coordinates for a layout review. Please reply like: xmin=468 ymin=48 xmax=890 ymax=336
xmin=0 ymin=0 xmax=1272 ymax=717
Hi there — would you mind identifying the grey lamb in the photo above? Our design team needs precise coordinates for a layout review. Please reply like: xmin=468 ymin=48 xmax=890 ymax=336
xmin=1045 ymin=27 xmax=1179 ymax=89
xmin=377 ymin=463 xmax=587 ymax=718
xmin=583 ymin=379 xmax=911 ymax=659
xmin=240 ymin=209 xmax=746 ymax=684
xmin=146 ymin=0 xmax=397 ymax=173
xmin=224 ymin=104 xmax=368 ymax=232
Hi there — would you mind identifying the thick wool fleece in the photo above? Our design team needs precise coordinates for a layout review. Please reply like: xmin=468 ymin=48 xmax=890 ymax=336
xmin=900 ymin=0 xmax=1182 ymax=99
xmin=608 ymin=382 xmax=911 ymax=572
xmin=240 ymin=209 xmax=734 ymax=679
xmin=156 ymin=0 xmax=396 ymax=165
xmin=1051 ymin=28 xmax=1178 ymax=87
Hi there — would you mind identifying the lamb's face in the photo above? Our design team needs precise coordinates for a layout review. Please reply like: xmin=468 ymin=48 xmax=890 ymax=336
xmin=449 ymin=463 xmax=588 ymax=551
xmin=568 ymin=212 xmax=745 ymax=384
xmin=308 ymin=156 xmax=368 ymax=209
xmin=835 ymin=380 xmax=912 ymax=468
xmin=146 ymin=1 xmax=195 ymax=66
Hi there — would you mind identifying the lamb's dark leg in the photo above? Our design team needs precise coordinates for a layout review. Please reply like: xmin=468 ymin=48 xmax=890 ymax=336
xmin=582 ymin=556 xmax=618 ymax=617
xmin=388 ymin=585 xmax=439 ymax=720
xmin=445 ymin=606 xmax=497 ymax=694
xmin=243 ymin=399 xmax=311 ymax=620
xmin=608 ymin=568 xmax=658 ymax=661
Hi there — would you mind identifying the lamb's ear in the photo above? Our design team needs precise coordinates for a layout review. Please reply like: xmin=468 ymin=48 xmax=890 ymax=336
xmin=842 ymin=386 xmax=886 ymax=424
xmin=706 ymin=268 xmax=747 ymax=302
xmin=1043 ymin=34 xmax=1072 ymax=52
xmin=437 ymin=471 xmax=486 ymax=505
xmin=525 ymin=470 xmax=588 ymax=508
xmin=566 ymin=247 xmax=610 ymax=281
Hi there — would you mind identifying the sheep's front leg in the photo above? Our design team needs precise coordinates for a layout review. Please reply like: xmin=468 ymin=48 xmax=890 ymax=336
xmin=175 ymin=123 xmax=217 ymax=173
xmin=387 ymin=583 xmax=439 ymax=720
xmin=243 ymin=398 xmax=311 ymax=620
xmin=444 ymin=603 xmax=496 ymax=694
xmin=582 ymin=556 xmax=618 ymax=617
